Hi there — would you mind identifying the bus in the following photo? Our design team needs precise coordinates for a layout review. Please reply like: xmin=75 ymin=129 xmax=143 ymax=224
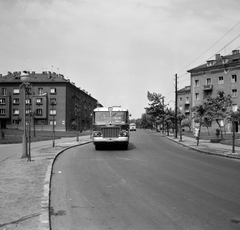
xmin=130 ymin=123 xmax=136 ymax=131
xmin=92 ymin=106 xmax=130 ymax=150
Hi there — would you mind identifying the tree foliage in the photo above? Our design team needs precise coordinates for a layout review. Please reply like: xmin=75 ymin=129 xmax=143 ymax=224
xmin=192 ymin=91 xmax=233 ymax=142
xmin=145 ymin=91 xmax=165 ymax=118
xmin=140 ymin=113 xmax=154 ymax=129
xmin=204 ymin=91 xmax=232 ymax=138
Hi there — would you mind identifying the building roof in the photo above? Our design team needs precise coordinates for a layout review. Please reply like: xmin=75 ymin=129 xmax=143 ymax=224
xmin=187 ymin=50 xmax=240 ymax=73
xmin=0 ymin=71 xmax=68 ymax=83
xmin=177 ymin=85 xmax=191 ymax=94
xmin=0 ymin=71 xmax=97 ymax=101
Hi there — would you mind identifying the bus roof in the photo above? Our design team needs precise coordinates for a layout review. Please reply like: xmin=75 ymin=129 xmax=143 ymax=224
xmin=94 ymin=106 xmax=128 ymax=112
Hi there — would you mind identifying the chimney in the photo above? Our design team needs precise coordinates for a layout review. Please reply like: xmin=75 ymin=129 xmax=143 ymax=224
xmin=215 ymin=54 xmax=221 ymax=60
xmin=232 ymin=50 xmax=239 ymax=55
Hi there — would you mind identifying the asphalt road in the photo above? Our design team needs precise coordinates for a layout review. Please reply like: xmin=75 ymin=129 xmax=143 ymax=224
xmin=50 ymin=129 xmax=240 ymax=230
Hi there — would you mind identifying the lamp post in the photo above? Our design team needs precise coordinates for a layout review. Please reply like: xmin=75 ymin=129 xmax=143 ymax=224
xmin=51 ymin=101 xmax=55 ymax=147
xmin=167 ymin=100 xmax=175 ymax=136
xmin=20 ymin=73 xmax=30 ymax=159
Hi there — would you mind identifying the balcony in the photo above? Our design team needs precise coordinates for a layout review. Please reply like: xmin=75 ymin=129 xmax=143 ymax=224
xmin=203 ymin=84 xmax=213 ymax=91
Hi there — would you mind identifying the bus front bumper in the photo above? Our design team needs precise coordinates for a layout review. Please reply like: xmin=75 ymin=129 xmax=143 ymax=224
xmin=93 ymin=137 xmax=129 ymax=145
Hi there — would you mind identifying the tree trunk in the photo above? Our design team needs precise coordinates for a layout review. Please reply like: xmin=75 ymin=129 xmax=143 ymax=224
xmin=197 ymin=125 xmax=201 ymax=146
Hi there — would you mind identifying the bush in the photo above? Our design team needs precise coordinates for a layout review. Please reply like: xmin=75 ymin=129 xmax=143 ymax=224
xmin=1 ymin=130 xmax=5 ymax=140
xmin=210 ymin=139 xmax=221 ymax=143
xmin=215 ymin=128 xmax=220 ymax=138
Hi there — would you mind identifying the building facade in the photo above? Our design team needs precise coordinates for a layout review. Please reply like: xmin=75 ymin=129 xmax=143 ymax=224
xmin=0 ymin=71 xmax=99 ymax=131
xmin=187 ymin=49 xmax=240 ymax=132
xmin=177 ymin=86 xmax=191 ymax=119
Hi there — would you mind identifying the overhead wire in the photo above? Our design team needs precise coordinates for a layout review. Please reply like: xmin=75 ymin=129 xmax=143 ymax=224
xmin=177 ymin=19 xmax=240 ymax=75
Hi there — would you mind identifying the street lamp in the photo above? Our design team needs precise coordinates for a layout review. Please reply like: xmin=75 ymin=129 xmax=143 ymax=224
xmin=20 ymin=72 xmax=30 ymax=159
xmin=50 ymin=100 xmax=56 ymax=147
xmin=167 ymin=100 xmax=176 ymax=137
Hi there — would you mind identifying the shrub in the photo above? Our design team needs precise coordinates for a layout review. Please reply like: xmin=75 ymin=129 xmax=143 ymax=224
xmin=215 ymin=128 xmax=220 ymax=138
xmin=210 ymin=139 xmax=221 ymax=143
xmin=1 ymin=130 xmax=5 ymax=140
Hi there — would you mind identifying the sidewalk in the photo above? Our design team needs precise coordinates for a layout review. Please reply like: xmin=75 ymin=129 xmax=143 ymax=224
xmin=163 ymin=133 xmax=240 ymax=159
xmin=0 ymin=134 xmax=92 ymax=230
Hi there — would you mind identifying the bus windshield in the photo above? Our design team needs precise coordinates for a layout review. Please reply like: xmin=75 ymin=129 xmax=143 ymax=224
xmin=94 ymin=112 xmax=110 ymax=124
xmin=94 ymin=111 xmax=127 ymax=124
xmin=111 ymin=112 xmax=127 ymax=124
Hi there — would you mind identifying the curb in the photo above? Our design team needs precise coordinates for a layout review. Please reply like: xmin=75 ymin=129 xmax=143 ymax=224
xmin=39 ymin=140 xmax=92 ymax=230
xmin=164 ymin=135 xmax=240 ymax=160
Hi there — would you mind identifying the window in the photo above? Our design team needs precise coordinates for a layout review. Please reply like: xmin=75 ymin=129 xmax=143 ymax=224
xmin=195 ymin=80 xmax=199 ymax=87
xmin=50 ymin=109 xmax=56 ymax=115
xmin=232 ymin=104 xmax=238 ymax=112
xmin=13 ymin=88 xmax=20 ymax=94
xmin=206 ymin=78 xmax=211 ymax=85
xmin=13 ymin=98 xmax=19 ymax=105
xmin=186 ymin=97 xmax=189 ymax=103
xmin=50 ymin=88 xmax=57 ymax=94
xmin=204 ymin=118 xmax=212 ymax=127
xmin=195 ymin=93 xmax=199 ymax=100
xmin=50 ymin=120 xmax=56 ymax=125
xmin=36 ymin=109 xmax=43 ymax=116
xmin=36 ymin=98 xmax=43 ymax=104
xmin=0 ymin=109 xmax=5 ymax=115
xmin=50 ymin=98 xmax=57 ymax=105
xmin=13 ymin=109 xmax=19 ymax=115
xmin=179 ymin=105 xmax=183 ymax=111
xmin=1 ymin=88 xmax=6 ymax=96
xmin=232 ymin=75 xmax=237 ymax=83
xmin=26 ymin=99 xmax=31 ymax=104
xmin=232 ymin=89 xmax=238 ymax=97
xmin=218 ymin=76 xmax=224 ymax=84
xmin=26 ymin=88 xmax=31 ymax=95
xmin=26 ymin=109 xmax=32 ymax=115
xmin=13 ymin=119 xmax=20 ymax=125
xmin=179 ymin=97 xmax=182 ymax=102
xmin=0 ymin=98 xmax=6 ymax=104
xmin=38 ymin=88 xmax=43 ymax=95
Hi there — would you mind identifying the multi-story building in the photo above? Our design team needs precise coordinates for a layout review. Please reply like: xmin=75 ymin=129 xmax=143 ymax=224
xmin=177 ymin=85 xmax=191 ymax=119
xmin=0 ymin=71 xmax=100 ymax=131
xmin=187 ymin=49 xmax=240 ymax=132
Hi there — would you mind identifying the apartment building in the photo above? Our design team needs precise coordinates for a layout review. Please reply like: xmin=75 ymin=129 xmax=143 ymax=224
xmin=0 ymin=71 xmax=99 ymax=131
xmin=187 ymin=49 xmax=240 ymax=132
xmin=177 ymin=85 xmax=191 ymax=119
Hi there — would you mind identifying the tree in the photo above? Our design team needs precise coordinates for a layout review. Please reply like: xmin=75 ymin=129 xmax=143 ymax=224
xmin=191 ymin=104 xmax=210 ymax=146
xmin=181 ymin=119 xmax=191 ymax=131
xmin=140 ymin=113 xmax=154 ymax=129
xmin=145 ymin=91 xmax=165 ymax=131
xmin=204 ymin=91 xmax=232 ymax=139
xmin=177 ymin=111 xmax=186 ymax=142
xmin=145 ymin=91 xmax=164 ymax=118
xmin=16 ymin=116 xmax=21 ymax=129
xmin=228 ymin=109 xmax=240 ymax=153
xmin=164 ymin=108 xmax=175 ymax=136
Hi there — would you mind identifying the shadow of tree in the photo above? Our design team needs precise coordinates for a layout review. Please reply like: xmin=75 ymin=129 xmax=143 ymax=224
xmin=0 ymin=211 xmax=41 ymax=228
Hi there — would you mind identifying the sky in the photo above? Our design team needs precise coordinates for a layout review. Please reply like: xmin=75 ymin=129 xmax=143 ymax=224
xmin=0 ymin=0 xmax=240 ymax=119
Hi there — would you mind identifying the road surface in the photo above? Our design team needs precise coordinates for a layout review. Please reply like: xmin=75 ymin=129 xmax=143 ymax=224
xmin=50 ymin=129 xmax=240 ymax=230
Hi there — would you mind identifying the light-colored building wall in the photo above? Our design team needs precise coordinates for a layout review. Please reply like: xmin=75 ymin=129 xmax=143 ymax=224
xmin=188 ymin=50 xmax=240 ymax=133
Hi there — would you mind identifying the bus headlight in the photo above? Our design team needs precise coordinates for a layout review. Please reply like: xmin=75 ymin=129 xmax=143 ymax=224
xmin=93 ymin=131 xmax=103 ymax=137
xmin=119 ymin=130 xmax=129 ymax=137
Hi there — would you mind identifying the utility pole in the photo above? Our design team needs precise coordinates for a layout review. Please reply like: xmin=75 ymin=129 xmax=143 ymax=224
xmin=162 ymin=96 xmax=165 ymax=134
xmin=175 ymin=73 xmax=178 ymax=138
